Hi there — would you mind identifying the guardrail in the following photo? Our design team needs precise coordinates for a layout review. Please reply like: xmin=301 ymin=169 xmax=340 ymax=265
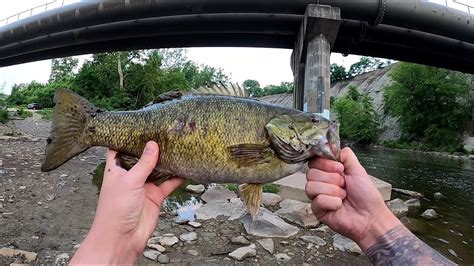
xmin=0 ymin=0 xmax=79 ymax=27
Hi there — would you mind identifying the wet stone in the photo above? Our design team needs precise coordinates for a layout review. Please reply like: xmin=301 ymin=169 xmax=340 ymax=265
xmin=421 ymin=209 xmax=438 ymax=220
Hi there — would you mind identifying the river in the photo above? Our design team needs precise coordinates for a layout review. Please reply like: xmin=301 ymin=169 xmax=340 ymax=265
xmin=353 ymin=146 xmax=473 ymax=264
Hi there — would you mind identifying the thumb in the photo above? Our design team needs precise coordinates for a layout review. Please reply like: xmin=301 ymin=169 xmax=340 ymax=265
xmin=340 ymin=147 xmax=367 ymax=176
xmin=126 ymin=141 xmax=159 ymax=187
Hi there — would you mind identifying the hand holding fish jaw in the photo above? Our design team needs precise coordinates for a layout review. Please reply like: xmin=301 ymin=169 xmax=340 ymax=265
xmin=305 ymin=147 xmax=401 ymax=252
xmin=71 ymin=141 xmax=185 ymax=264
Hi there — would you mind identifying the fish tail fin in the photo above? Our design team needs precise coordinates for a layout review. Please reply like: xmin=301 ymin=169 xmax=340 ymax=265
xmin=239 ymin=183 xmax=263 ymax=218
xmin=41 ymin=89 xmax=96 ymax=172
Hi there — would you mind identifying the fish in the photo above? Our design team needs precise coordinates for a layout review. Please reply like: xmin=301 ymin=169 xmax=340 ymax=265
xmin=41 ymin=84 xmax=341 ymax=216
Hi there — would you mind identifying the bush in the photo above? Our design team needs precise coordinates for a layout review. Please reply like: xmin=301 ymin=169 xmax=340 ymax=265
xmin=38 ymin=108 xmax=53 ymax=121
xmin=224 ymin=184 xmax=238 ymax=193
xmin=333 ymin=86 xmax=379 ymax=144
xmin=0 ymin=109 xmax=8 ymax=124
xmin=16 ymin=108 xmax=33 ymax=119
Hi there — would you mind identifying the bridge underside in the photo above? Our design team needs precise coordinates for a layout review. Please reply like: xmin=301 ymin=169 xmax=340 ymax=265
xmin=0 ymin=1 xmax=473 ymax=74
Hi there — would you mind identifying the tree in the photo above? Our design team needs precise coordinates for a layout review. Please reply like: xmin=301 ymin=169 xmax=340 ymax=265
xmin=333 ymin=86 xmax=379 ymax=144
xmin=384 ymin=63 xmax=470 ymax=151
xmin=49 ymin=57 xmax=79 ymax=82
xmin=347 ymin=57 xmax=392 ymax=77
xmin=330 ymin=63 xmax=348 ymax=82
xmin=243 ymin=79 xmax=263 ymax=97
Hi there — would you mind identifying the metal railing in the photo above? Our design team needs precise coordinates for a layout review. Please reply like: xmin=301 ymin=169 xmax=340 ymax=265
xmin=453 ymin=0 xmax=473 ymax=14
xmin=0 ymin=0 xmax=79 ymax=27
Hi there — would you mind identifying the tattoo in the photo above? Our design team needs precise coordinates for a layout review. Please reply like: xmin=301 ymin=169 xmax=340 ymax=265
xmin=366 ymin=225 xmax=455 ymax=266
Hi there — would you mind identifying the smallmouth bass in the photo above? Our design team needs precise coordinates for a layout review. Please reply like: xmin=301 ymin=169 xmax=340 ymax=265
xmin=42 ymin=85 xmax=340 ymax=216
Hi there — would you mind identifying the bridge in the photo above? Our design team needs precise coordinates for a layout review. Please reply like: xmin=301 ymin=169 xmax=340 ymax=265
xmin=0 ymin=0 xmax=473 ymax=112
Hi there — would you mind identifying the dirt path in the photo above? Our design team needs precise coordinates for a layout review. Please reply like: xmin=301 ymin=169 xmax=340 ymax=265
xmin=0 ymin=117 xmax=369 ymax=264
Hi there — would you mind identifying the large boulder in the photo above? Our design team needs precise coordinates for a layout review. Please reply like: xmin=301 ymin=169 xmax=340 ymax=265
xmin=201 ymin=185 xmax=237 ymax=203
xmin=195 ymin=198 xmax=246 ymax=220
xmin=386 ymin=198 xmax=409 ymax=218
xmin=275 ymin=199 xmax=319 ymax=228
xmin=240 ymin=208 xmax=299 ymax=238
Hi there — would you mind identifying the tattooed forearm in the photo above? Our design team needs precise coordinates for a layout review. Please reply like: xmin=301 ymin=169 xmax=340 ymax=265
xmin=366 ymin=225 xmax=454 ymax=266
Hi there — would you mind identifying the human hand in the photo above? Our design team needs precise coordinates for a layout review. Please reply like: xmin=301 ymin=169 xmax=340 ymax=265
xmin=305 ymin=147 xmax=401 ymax=251
xmin=71 ymin=141 xmax=185 ymax=264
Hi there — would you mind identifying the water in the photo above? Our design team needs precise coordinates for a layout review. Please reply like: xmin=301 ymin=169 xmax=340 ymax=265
xmin=353 ymin=146 xmax=473 ymax=263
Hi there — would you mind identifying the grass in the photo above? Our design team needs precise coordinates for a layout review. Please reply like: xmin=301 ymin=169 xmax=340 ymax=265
xmin=38 ymin=108 xmax=53 ymax=121
xmin=0 ymin=109 xmax=8 ymax=124
xmin=16 ymin=108 xmax=33 ymax=119
xmin=224 ymin=183 xmax=280 ymax=194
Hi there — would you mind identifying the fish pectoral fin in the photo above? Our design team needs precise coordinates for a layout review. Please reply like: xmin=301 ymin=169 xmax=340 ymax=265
xmin=239 ymin=183 xmax=263 ymax=218
xmin=228 ymin=144 xmax=274 ymax=166
xmin=116 ymin=153 xmax=168 ymax=182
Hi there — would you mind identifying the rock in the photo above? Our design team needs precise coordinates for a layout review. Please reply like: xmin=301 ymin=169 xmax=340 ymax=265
xmin=0 ymin=159 xmax=2 ymax=167
xmin=257 ymin=238 xmax=274 ymax=254
xmin=262 ymin=193 xmax=282 ymax=207
xmin=174 ymin=216 xmax=189 ymax=224
xmin=392 ymin=188 xmax=424 ymax=198
xmin=434 ymin=237 xmax=450 ymax=244
xmin=159 ymin=234 xmax=179 ymax=246
xmin=148 ymin=244 xmax=166 ymax=253
xmin=240 ymin=208 xmax=299 ymax=238
xmin=179 ymin=232 xmax=197 ymax=242
xmin=275 ymin=199 xmax=319 ymax=228
xmin=195 ymin=199 xmax=246 ymax=220
xmin=405 ymin=198 xmax=421 ymax=213
xmin=60 ymin=174 xmax=68 ymax=178
xmin=421 ymin=209 xmax=438 ymax=220
xmin=0 ymin=248 xmax=37 ymax=262
xmin=46 ymin=194 xmax=55 ymax=201
xmin=186 ymin=184 xmax=206 ymax=194
xmin=187 ymin=249 xmax=199 ymax=256
xmin=19 ymin=186 xmax=26 ymax=190
xmin=158 ymin=254 xmax=170 ymax=264
xmin=448 ymin=249 xmax=459 ymax=258
xmin=201 ymin=185 xmax=237 ymax=203
xmin=188 ymin=221 xmax=202 ymax=228
xmin=332 ymin=234 xmax=363 ymax=255
xmin=231 ymin=236 xmax=250 ymax=245
xmin=300 ymin=235 xmax=327 ymax=246
xmin=434 ymin=192 xmax=444 ymax=199
xmin=143 ymin=250 xmax=160 ymax=261
xmin=55 ymin=253 xmax=70 ymax=264
xmin=275 ymin=253 xmax=291 ymax=262
xmin=386 ymin=198 xmax=409 ymax=218
xmin=228 ymin=244 xmax=256 ymax=261
xmin=314 ymin=225 xmax=331 ymax=233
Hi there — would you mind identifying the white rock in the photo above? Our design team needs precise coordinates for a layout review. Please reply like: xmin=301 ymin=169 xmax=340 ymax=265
xmin=188 ymin=221 xmax=202 ymax=228
xmin=148 ymin=243 xmax=166 ymax=252
xmin=386 ymin=198 xmax=409 ymax=218
xmin=143 ymin=250 xmax=160 ymax=261
xmin=195 ymin=199 xmax=246 ymax=220
xmin=55 ymin=253 xmax=70 ymax=264
xmin=179 ymin=232 xmax=197 ymax=242
xmin=158 ymin=254 xmax=170 ymax=264
xmin=201 ymin=185 xmax=237 ymax=203
xmin=186 ymin=184 xmax=206 ymax=194
xmin=60 ymin=174 xmax=68 ymax=178
xmin=300 ymin=235 xmax=327 ymax=246
xmin=314 ymin=225 xmax=331 ymax=233
xmin=19 ymin=186 xmax=26 ymax=190
xmin=159 ymin=234 xmax=179 ymax=246
xmin=275 ymin=199 xmax=319 ymax=228
xmin=434 ymin=192 xmax=444 ymax=199
xmin=332 ymin=234 xmax=362 ymax=255
xmin=228 ymin=244 xmax=256 ymax=261
xmin=275 ymin=253 xmax=291 ymax=262
xmin=187 ymin=249 xmax=199 ymax=256
xmin=257 ymin=238 xmax=274 ymax=254
xmin=262 ymin=193 xmax=282 ymax=207
xmin=405 ymin=198 xmax=421 ymax=213
xmin=231 ymin=236 xmax=250 ymax=245
xmin=421 ymin=209 xmax=438 ymax=220
xmin=240 ymin=208 xmax=299 ymax=238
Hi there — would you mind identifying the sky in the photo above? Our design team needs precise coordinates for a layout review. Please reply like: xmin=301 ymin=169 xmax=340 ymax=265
xmin=1 ymin=0 xmax=468 ymax=94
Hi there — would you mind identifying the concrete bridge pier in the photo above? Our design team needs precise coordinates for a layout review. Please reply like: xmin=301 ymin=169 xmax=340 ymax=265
xmin=279 ymin=4 xmax=392 ymax=202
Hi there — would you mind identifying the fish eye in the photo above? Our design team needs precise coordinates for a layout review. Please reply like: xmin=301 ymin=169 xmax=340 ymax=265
xmin=311 ymin=117 xmax=320 ymax=124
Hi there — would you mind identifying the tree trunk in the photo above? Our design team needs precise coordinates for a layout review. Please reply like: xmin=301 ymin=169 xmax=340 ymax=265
xmin=117 ymin=55 xmax=124 ymax=88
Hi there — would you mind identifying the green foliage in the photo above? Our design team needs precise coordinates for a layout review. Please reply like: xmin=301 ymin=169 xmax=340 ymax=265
xmin=331 ymin=57 xmax=392 ymax=82
xmin=16 ymin=108 xmax=33 ymax=119
xmin=224 ymin=184 xmax=238 ymax=193
xmin=243 ymin=80 xmax=293 ymax=97
xmin=262 ymin=184 xmax=280 ymax=193
xmin=330 ymin=64 xmax=349 ymax=82
xmin=38 ymin=108 xmax=53 ymax=121
xmin=333 ymin=86 xmax=379 ymax=144
xmin=49 ymin=57 xmax=79 ymax=82
xmin=384 ymin=63 xmax=471 ymax=151
xmin=0 ymin=108 xmax=8 ymax=124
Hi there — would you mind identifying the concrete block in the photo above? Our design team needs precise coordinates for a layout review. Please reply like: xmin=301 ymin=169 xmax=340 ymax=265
xmin=274 ymin=172 xmax=392 ymax=202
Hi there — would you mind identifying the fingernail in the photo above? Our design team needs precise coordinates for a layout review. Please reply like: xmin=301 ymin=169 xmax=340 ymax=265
xmin=144 ymin=142 xmax=156 ymax=155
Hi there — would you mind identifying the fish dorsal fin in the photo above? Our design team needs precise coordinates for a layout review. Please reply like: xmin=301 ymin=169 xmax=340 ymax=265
xmin=191 ymin=82 xmax=249 ymax=97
